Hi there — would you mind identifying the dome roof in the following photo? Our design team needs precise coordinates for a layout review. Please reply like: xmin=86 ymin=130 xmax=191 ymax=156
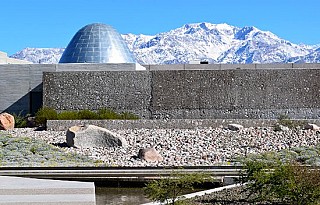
xmin=59 ymin=23 xmax=136 ymax=63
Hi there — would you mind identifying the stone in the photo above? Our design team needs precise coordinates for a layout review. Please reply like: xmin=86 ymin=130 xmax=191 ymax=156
xmin=0 ymin=113 xmax=15 ymax=130
xmin=227 ymin=124 xmax=243 ymax=131
xmin=305 ymin=123 xmax=320 ymax=131
xmin=27 ymin=116 xmax=36 ymax=127
xmin=138 ymin=147 xmax=163 ymax=162
xmin=66 ymin=125 xmax=127 ymax=148
xmin=274 ymin=124 xmax=290 ymax=132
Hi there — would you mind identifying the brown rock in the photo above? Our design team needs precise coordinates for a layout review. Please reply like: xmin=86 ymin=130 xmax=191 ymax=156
xmin=138 ymin=147 xmax=163 ymax=162
xmin=0 ymin=113 xmax=15 ymax=130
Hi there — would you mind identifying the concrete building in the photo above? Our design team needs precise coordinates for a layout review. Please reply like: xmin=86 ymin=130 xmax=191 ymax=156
xmin=1 ymin=63 xmax=320 ymax=119
xmin=0 ymin=23 xmax=319 ymax=119
xmin=0 ymin=51 xmax=31 ymax=64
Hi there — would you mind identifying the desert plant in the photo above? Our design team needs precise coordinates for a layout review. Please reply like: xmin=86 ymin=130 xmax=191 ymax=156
xmin=12 ymin=112 xmax=28 ymax=128
xmin=57 ymin=111 xmax=78 ymax=120
xmin=77 ymin=109 xmax=99 ymax=119
xmin=35 ymin=107 xmax=58 ymax=127
xmin=119 ymin=111 xmax=139 ymax=120
xmin=274 ymin=114 xmax=307 ymax=130
xmin=34 ymin=107 xmax=139 ymax=127
xmin=239 ymin=159 xmax=320 ymax=205
xmin=97 ymin=108 xmax=121 ymax=119
xmin=144 ymin=171 xmax=212 ymax=205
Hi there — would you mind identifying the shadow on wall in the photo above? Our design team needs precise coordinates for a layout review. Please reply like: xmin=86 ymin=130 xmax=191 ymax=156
xmin=4 ymin=83 xmax=43 ymax=115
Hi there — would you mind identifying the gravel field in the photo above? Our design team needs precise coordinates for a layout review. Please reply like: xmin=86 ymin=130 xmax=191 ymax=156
xmin=1 ymin=127 xmax=319 ymax=167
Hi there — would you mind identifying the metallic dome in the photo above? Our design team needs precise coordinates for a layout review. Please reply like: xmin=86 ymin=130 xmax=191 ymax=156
xmin=59 ymin=23 xmax=136 ymax=63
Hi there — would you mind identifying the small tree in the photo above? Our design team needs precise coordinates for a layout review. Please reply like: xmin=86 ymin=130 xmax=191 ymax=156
xmin=144 ymin=171 xmax=211 ymax=205
xmin=240 ymin=160 xmax=320 ymax=205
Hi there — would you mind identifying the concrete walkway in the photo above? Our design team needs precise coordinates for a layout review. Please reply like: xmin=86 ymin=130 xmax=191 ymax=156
xmin=0 ymin=176 xmax=95 ymax=205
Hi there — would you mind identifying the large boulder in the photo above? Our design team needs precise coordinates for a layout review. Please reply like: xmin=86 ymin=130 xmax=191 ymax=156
xmin=66 ymin=125 xmax=127 ymax=148
xmin=0 ymin=113 xmax=15 ymax=130
xmin=138 ymin=147 xmax=163 ymax=162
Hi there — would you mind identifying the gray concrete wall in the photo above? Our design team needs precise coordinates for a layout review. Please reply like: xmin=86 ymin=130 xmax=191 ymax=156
xmin=43 ymin=71 xmax=152 ymax=118
xmin=0 ymin=63 xmax=138 ymax=114
xmin=0 ymin=64 xmax=56 ymax=114
xmin=150 ymin=69 xmax=320 ymax=119
xmin=43 ymin=66 xmax=320 ymax=119
xmin=2 ymin=63 xmax=320 ymax=119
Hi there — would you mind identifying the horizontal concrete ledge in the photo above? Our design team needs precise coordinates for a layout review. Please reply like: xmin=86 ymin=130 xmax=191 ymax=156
xmin=0 ymin=166 xmax=242 ymax=182
xmin=0 ymin=176 xmax=95 ymax=205
xmin=143 ymin=63 xmax=320 ymax=70
xmin=47 ymin=119 xmax=320 ymax=131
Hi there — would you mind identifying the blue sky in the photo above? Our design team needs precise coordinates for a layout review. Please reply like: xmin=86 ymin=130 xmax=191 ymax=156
xmin=1 ymin=0 xmax=320 ymax=55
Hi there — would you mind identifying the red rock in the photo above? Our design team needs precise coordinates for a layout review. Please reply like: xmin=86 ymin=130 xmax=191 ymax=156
xmin=0 ymin=113 xmax=15 ymax=130
xmin=138 ymin=147 xmax=163 ymax=162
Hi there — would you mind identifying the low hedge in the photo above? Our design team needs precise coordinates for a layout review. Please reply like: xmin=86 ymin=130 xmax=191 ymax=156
xmin=35 ymin=107 xmax=139 ymax=127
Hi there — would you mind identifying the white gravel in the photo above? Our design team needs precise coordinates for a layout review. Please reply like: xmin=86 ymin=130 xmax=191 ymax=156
xmin=2 ymin=127 xmax=319 ymax=167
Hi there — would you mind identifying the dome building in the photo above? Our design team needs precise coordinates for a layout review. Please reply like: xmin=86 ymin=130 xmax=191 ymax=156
xmin=59 ymin=23 xmax=144 ymax=69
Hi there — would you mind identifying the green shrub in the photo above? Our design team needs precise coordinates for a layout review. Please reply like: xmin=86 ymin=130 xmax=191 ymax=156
xmin=97 ymin=108 xmax=121 ymax=119
xmin=35 ymin=107 xmax=58 ymax=126
xmin=12 ymin=112 xmax=28 ymax=128
xmin=239 ymin=160 xmax=320 ymax=205
xmin=57 ymin=111 xmax=78 ymax=120
xmin=144 ymin=171 xmax=212 ymax=205
xmin=119 ymin=111 xmax=139 ymax=120
xmin=274 ymin=114 xmax=307 ymax=130
xmin=34 ymin=107 xmax=139 ymax=127
xmin=77 ymin=110 xmax=99 ymax=119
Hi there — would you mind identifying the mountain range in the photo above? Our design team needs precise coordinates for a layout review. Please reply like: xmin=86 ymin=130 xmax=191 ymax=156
xmin=10 ymin=22 xmax=320 ymax=64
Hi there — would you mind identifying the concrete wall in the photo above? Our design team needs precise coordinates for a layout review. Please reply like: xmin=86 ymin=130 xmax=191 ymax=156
xmin=42 ymin=65 xmax=320 ymax=119
xmin=0 ymin=63 xmax=137 ymax=114
xmin=43 ymin=71 xmax=152 ymax=118
xmin=0 ymin=64 xmax=55 ymax=114
xmin=150 ymin=69 xmax=320 ymax=119
xmin=1 ymin=63 xmax=320 ymax=119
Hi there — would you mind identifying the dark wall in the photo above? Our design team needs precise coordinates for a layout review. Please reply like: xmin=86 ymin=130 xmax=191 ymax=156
xmin=43 ymin=69 xmax=320 ymax=119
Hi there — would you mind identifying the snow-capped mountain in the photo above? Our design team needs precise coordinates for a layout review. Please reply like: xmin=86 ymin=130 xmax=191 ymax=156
xmin=10 ymin=22 xmax=319 ymax=64
xmin=286 ymin=46 xmax=320 ymax=63
xmin=10 ymin=48 xmax=64 ymax=64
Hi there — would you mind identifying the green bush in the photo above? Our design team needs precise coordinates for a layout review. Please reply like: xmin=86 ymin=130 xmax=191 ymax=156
xmin=97 ymin=108 xmax=121 ymax=119
xmin=144 ymin=171 xmax=212 ymax=205
xmin=35 ymin=107 xmax=139 ymax=127
xmin=119 ymin=111 xmax=139 ymax=120
xmin=274 ymin=114 xmax=307 ymax=130
xmin=239 ymin=160 xmax=320 ymax=205
xmin=57 ymin=111 xmax=78 ymax=120
xmin=35 ymin=107 xmax=58 ymax=126
xmin=12 ymin=112 xmax=28 ymax=128
xmin=76 ymin=110 xmax=99 ymax=119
